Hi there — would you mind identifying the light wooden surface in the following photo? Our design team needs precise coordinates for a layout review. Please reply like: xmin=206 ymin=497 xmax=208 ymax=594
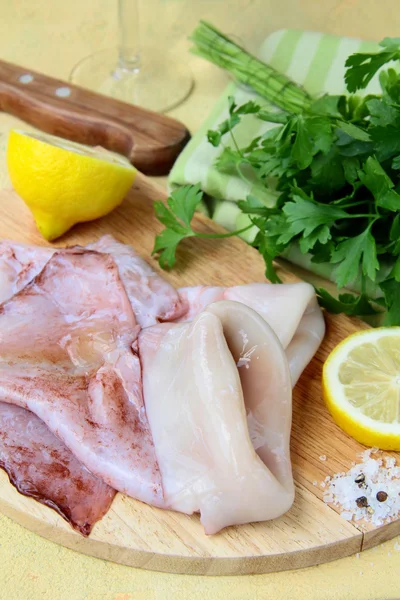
xmin=0 ymin=173 xmax=397 ymax=576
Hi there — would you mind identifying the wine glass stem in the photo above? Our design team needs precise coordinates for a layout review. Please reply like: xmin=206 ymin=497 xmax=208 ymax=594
xmin=118 ymin=0 xmax=141 ymax=73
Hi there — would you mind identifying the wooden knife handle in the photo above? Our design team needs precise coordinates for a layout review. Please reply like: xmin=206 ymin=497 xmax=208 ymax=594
xmin=0 ymin=60 xmax=191 ymax=176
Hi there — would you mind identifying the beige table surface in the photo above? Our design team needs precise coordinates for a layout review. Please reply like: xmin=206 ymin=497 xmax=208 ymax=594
xmin=1 ymin=1 xmax=400 ymax=599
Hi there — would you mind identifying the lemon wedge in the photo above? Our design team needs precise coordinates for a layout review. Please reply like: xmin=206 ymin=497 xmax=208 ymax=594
xmin=7 ymin=130 xmax=136 ymax=241
xmin=323 ymin=327 xmax=400 ymax=450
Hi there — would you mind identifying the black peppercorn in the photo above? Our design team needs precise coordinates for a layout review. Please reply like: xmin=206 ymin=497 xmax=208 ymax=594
xmin=376 ymin=491 xmax=388 ymax=502
xmin=354 ymin=473 xmax=365 ymax=484
xmin=356 ymin=496 xmax=369 ymax=508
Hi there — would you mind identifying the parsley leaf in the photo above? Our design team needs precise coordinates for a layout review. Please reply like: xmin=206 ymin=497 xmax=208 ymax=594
xmin=359 ymin=156 xmax=400 ymax=211
xmin=342 ymin=157 xmax=360 ymax=184
xmin=310 ymin=147 xmax=346 ymax=191
xmin=235 ymin=100 xmax=261 ymax=115
xmin=215 ymin=147 xmax=243 ymax=174
xmin=380 ymin=278 xmax=400 ymax=325
xmin=331 ymin=227 xmax=379 ymax=288
xmin=207 ymin=113 xmax=240 ymax=147
xmin=207 ymin=129 xmax=223 ymax=147
xmin=344 ymin=39 xmax=400 ymax=92
xmin=291 ymin=116 xmax=313 ymax=169
xmin=316 ymin=288 xmax=379 ymax=316
xmin=153 ymin=201 xmax=187 ymax=234
xmin=279 ymin=193 xmax=348 ymax=246
xmin=390 ymin=256 xmax=400 ymax=282
xmin=252 ymin=228 xmax=282 ymax=283
xmin=153 ymin=185 xmax=203 ymax=268
xmin=311 ymin=241 xmax=335 ymax=263
xmin=309 ymin=95 xmax=344 ymax=118
xmin=237 ymin=194 xmax=272 ymax=216
xmin=367 ymin=98 xmax=400 ymax=127
xmin=206 ymin=97 xmax=261 ymax=147
xmin=379 ymin=68 xmax=400 ymax=103
xmin=153 ymin=185 xmax=254 ymax=269
xmin=152 ymin=229 xmax=187 ymax=269
xmin=369 ymin=123 xmax=400 ymax=161
xmin=299 ymin=225 xmax=331 ymax=253
xmin=389 ymin=214 xmax=400 ymax=255
xmin=257 ymin=110 xmax=288 ymax=124
xmin=336 ymin=121 xmax=371 ymax=142
xmin=390 ymin=213 xmax=400 ymax=241
xmin=379 ymin=37 xmax=400 ymax=52
xmin=167 ymin=184 xmax=204 ymax=228
xmin=292 ymin=116 xmax=334 ymax=169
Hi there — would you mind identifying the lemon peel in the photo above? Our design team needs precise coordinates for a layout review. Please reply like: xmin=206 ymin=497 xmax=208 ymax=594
xmin=323 ymin=327 xmax=400 ymax=450
xmin=7 ymin=130 xmax=136 ymax=240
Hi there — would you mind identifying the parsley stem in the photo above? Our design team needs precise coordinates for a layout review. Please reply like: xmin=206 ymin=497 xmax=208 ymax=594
xmin=235 ymin=161 xmax=253 ymax=187
xmin=229 ymin=129 xmax=243 ymax=157
xmin=347 ymin=213 xmax=378 ymax=219
xmin=337 ymin=200 xmax=370 ymax=209
xmin=361 ymin=272 xmax=367 ymax=296
xmin=195 ymin=225 xmax=253 ymax=239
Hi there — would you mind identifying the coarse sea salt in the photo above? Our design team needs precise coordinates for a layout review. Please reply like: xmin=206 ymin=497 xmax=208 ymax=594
xmin=341 ymin=511 xmax=353 ymax=521
xmin=322 ymin=449 xmax=400 ymax=527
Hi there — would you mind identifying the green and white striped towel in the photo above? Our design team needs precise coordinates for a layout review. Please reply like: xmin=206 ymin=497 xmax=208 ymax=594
xmin=168 ymin=30 xmax=387 ymax=293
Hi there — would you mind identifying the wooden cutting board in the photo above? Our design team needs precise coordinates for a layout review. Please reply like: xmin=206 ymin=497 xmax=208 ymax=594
xmin=0 ymin=173 xmax=398 ymax=576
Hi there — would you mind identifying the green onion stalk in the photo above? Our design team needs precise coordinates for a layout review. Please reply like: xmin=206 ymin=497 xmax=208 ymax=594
xmin=189 ymin=21 xmax=312 ymax=113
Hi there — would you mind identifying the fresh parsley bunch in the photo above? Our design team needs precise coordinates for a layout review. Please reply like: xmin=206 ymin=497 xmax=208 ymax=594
xmin=154 ymin=33 xmax=400 ymax=324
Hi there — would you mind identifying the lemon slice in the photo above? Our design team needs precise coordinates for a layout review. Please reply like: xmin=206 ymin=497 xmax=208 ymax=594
xmin=7 ymin=130 xmax=136 ymax=241
xmin=323 ymin=327 xmax=400 ymax=450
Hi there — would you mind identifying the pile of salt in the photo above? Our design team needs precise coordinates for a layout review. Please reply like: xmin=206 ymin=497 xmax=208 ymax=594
xmin=322 ymin=449 xmax=400 ymax=526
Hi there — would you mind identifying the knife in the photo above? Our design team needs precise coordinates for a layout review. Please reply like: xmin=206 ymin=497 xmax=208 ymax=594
xmin=0 ymin=59 xmax=191 ymax=176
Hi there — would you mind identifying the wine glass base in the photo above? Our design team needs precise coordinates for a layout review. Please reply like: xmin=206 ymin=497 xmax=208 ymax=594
xmin=70 ymin=48 xmax=194 ymax=113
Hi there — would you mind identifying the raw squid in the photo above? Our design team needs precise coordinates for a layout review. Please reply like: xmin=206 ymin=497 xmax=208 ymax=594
xmin=177 ymin=283 xmax=325 ymax=384
xmin=0 ymin=236 xmax=186 ymax=327
xmin=0 ymin=240 xmax=53 ymax=303
xmin=87 ymin=235 xmax=187 ymax=326
xmin=0 ymin=249 xmax=163 ymax=506
xmin=0 ymin=402 xmax=116 ymax=535
xmin=0 ymin=234 xmax=326 ymax=536
xmin=139 ymin=300 xmax=294 ymax=534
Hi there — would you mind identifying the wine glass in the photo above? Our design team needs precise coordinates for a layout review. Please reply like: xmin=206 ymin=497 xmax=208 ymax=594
xmin=70 ymin=0 xmax=194 ymax=113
